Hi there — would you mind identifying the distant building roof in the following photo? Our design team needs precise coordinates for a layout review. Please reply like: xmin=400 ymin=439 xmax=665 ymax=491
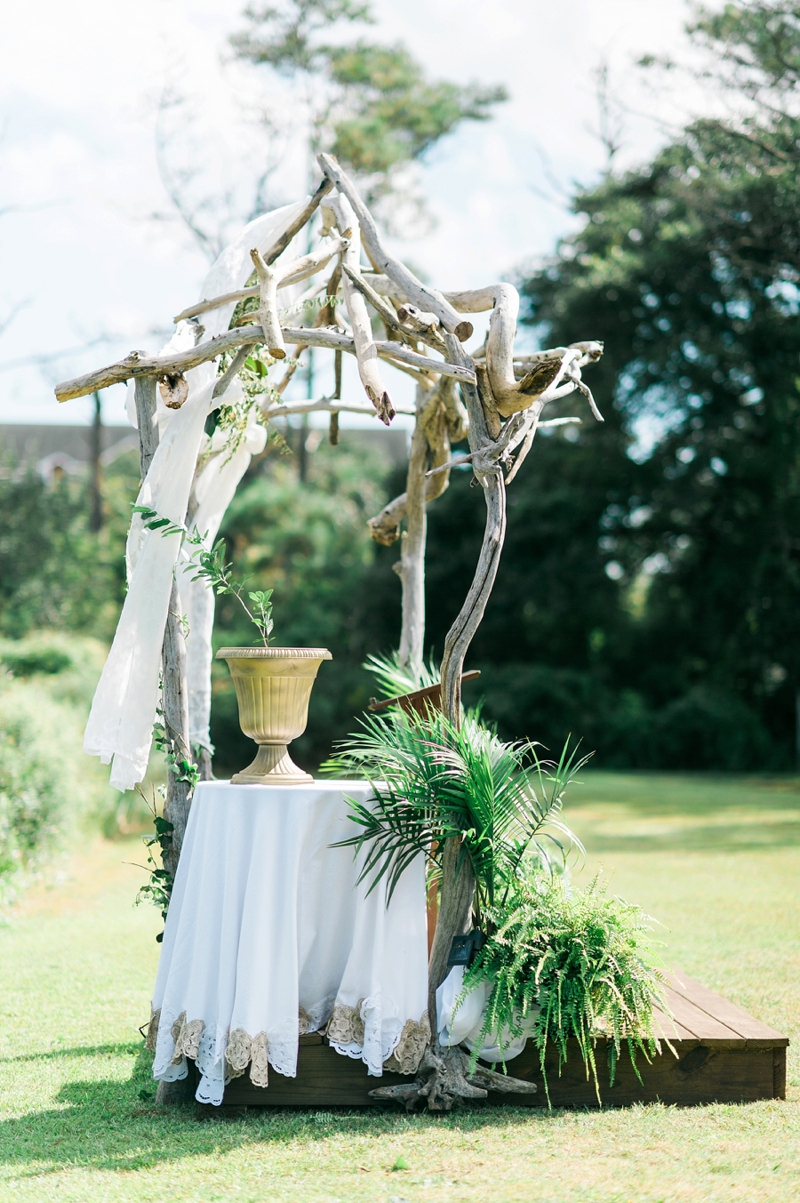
xmin=0 ymin=424 xmax=138 ymax=475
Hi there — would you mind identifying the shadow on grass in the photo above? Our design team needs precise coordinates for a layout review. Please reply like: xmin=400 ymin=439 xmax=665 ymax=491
xmin=0 ymin=1043 xmax=562 ymax=1177
xmin=583 ymin=819 xmax=800 ymax=855
xmin=0 ymin=1043 xmax=141 ymax=1066
xmin=568 ymin=773 xmax=800 ymax=855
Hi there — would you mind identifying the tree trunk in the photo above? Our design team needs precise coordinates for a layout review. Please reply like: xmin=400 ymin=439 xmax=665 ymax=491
xmin=161 ymin=580 xmax=193 ymax=878
xmin=372 ymin=342 xmax=538 ymax=1110
xmin=89 ymin=390 xmax=103 ymax=532
xmin=430 ymin=345 xmax=508 ymax=1009
xmin=439 ymin=349 xmax=507 ymax=726
xmin=133 ymin=375 xmax=193 ymax=875
xmin=398 ymin=382 xmax=430 ymax=675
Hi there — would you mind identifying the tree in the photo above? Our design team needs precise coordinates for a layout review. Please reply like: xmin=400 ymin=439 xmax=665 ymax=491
xmin=232 ymin=0 xmax=506 ymax=218
xmin=507 ymin=0 xmax=800 ymax=768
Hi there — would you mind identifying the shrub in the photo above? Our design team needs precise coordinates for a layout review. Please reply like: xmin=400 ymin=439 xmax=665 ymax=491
xmin=0 ymin=633 xmax=115 ymax=903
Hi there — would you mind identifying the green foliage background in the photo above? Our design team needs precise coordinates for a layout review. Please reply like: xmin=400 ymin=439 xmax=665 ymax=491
xmin=4 ymin=1 xmax=800 ymax=883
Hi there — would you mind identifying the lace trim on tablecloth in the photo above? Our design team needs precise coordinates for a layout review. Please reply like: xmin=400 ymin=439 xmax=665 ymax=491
xmin=148 ymin=1005 xmax=317 ymax=1103
xmin=383 ymin=1011 xmax=431 ymax=1075
xmin=148 ymin=996 xmax=430 ymax=1103
xmin=325 ymin=997 xmax=430 ymax=1076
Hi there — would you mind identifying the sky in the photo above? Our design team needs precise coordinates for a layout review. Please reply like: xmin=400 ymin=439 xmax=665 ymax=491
xmin=0 ymin=0 xmax=713 ymax=429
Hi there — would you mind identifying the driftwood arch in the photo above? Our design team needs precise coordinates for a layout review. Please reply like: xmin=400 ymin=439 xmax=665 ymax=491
xmin=55 ymin=153 xmax=603 ymax=1110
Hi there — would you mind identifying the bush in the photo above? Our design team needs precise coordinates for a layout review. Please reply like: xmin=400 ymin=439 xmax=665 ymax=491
xmin=0 ymin=456 xmax=134 ymax=643
xmin=0 ymin=633 xmax=116 ymax=903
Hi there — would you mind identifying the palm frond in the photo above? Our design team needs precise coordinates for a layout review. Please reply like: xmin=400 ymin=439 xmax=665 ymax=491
xmin=363 ymin=650 xmax=441 ymax=699
xmin=327 ymin=707 xmax=586 ymax=910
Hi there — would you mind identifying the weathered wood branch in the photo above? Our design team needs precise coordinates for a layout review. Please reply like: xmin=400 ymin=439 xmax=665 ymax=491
xmin=317 ymin=154 xmax=473 ymax=342
xmin=368 ymin=477 xmax=437 ymax=546
xmin=173 ymin=236 xmax=347 ymax=325
xmin=330 ymin=193 xmax=394 ymax=424
xmin=368 ymin=377 xmax=462 ymax=545
xmin=261 ymin=176 xmax=334 ymax=266
xmin=397 ymin=382 xmax=431 ymax=673
xmin=134 ymin=375 xmax=159 ymax=481
xmin=54 ymin=325 xmax=475 ymax=402
xmin=250 ymin=247 xmax=285 ymax=360
xmin=262 ymin=396 xmax=415 ymax=418
xmin=212 ymin=346 xmax=250 ymax=399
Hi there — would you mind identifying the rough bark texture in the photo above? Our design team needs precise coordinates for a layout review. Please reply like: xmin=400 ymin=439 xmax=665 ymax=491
xmin=426 ymin=836 xmax=475 ymax=1030
xmin=161 ymin=578 xmax=193 ymax=878
xmin=397 ymin=382 xmax=430 ymax=673
xmin=439 ymin=339 xmax=507 ymax=725
xmin=134 ymin=376 xmax=159 ymax=480
xmin=90 ymin=391 xmax=103 ymax=531
xmin=329 ymin=193 xmax=394 ymax=424
xmin=317 ymin=154 xmax=473 ymax=342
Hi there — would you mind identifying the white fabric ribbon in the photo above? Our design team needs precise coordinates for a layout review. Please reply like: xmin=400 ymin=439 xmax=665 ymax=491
xmin=85 ymin=200 xmax=306 ymax=790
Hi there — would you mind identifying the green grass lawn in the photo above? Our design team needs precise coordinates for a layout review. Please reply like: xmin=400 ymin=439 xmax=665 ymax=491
xmin=0 ymin=771 xmax=799 ymax=1202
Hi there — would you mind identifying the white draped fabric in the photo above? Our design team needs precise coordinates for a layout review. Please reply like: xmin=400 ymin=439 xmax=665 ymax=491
xmin=84 ymin=201 xmax=306 ymax=790
xmin=436 ymin=963 xmax=537 ymax=1064
xmin=150 ymin=781 xmax=429 ymax=1106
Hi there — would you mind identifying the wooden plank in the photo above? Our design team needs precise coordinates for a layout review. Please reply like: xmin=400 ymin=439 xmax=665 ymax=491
xmin=774 ymin=1047 xmax=787 ymax=1100
xmin=219 ymin=1037 xmax=780 ymax=1110
xmin=651 ymin=1002 xmax=696 ymax=1043
xmin=660 ymin=985 xmax=744 ymax=1046
xmin=492 ymin=1039 xmax=778 ymax=1108
xmin=666 ymin=973 xmax=789 ymax=1047
xmin=206 ymin=974 xmax=788 ymax=1112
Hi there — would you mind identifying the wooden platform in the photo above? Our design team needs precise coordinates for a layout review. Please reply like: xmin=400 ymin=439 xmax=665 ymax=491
xmin=201 ymin=973 xmax=788 ymax=1114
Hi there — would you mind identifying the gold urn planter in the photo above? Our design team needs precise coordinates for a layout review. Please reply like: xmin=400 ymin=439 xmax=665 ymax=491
xmin=216 ymin=647 xmax=332 ymax=785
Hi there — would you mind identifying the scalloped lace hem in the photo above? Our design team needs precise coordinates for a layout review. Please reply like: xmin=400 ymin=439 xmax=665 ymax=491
xmin=148 ymin=1000 xmax=430 ymax=1104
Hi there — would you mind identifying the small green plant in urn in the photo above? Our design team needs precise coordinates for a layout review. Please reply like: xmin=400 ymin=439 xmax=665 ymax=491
xmin=193 ymin=544 xmax=331 ymax=785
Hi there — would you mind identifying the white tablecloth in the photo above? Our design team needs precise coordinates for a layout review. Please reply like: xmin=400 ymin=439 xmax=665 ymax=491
xmin=148 ymin=780 xmax=429 ymax=1105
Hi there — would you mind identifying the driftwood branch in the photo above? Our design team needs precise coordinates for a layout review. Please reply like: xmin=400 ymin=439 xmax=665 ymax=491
xmin=328 ymin=193 xmax=394 ymax=424
xmin=261 ymin=176 xmax=333 ymax=267
xmin=250 ymin=247 xmax=285 ymax=360
xmin=317 ymin=154 xmax=473 ymax=342
xmin=54 ymin=325 xmax=475 ymax=403
xmin=173 ymin=236 xmax=347 ymax=325
xmin=368 ymin=377 xmax=464 ymax=545
xmin=397 ymin=381 xmax=433 ymax=672
xmin=262 ymin=395 xmax=415 ymax=418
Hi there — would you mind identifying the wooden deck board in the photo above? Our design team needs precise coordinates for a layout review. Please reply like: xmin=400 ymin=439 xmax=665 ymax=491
xmin=207 ymin=971 xmax=788 ymax=1114
xmin=660 ymin=985 xmax=744 ymax=1046
xmin=666 ymin=973 xmax=788 ymax=1047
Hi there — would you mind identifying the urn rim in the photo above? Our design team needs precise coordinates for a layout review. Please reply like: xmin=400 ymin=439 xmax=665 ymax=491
xmin=216 ymin=646 xmax=332 ymax=661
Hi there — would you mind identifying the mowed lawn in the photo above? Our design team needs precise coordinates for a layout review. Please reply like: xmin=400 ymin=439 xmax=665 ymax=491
xmin=0 ymin=772 xmax=799 ymax=1203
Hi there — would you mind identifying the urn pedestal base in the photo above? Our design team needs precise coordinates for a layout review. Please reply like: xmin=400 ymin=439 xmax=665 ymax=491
xmin=231 ymin=743 xmax=313 ymax=786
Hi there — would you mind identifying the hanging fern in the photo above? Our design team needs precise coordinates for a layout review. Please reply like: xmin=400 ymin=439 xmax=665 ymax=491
xmin=456 ymin=872 xmax=671 ymax=1103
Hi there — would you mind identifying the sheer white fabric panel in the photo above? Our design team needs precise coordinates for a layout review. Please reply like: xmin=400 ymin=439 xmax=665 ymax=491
xmin=85 ymin=201 xmax=306 ymax=789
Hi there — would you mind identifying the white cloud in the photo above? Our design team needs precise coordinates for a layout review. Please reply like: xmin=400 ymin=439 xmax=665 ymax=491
xmin=0 ymin=0 xmax=707 ymax=427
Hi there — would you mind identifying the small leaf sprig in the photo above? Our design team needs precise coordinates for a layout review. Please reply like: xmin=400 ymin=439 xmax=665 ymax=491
xmin=190 ymin=538 xmax=274 ymax=647
xmin=133 ymin=505 xmax=275 ymax=646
